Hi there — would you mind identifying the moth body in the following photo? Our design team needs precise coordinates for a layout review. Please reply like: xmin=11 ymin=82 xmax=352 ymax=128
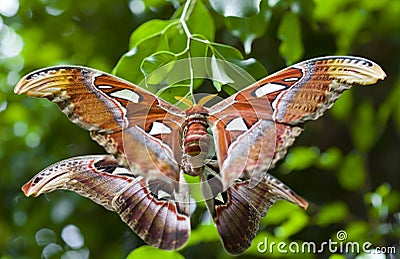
xmin=182 ymin=106 xmax=210 ymax=176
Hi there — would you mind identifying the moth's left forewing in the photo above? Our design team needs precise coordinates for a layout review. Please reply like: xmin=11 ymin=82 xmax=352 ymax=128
xmin=14 ymin=67 xmax=129 ymax=132
xmin=13 ymin=67 xmax=137 ymax=165
xmin=15 ymin=66 xmax=187 ymax=182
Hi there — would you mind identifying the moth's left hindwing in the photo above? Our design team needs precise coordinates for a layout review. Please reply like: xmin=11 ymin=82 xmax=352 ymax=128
xmin=21 ymin=155 xmax=191 ymax=250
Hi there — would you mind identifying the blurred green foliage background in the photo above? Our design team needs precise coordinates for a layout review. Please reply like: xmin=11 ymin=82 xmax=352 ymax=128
xmin=1 ymin=0 xmax=399 ymax=258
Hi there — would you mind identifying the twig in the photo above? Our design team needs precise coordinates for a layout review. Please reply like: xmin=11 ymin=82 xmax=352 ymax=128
xmin=180 ymin=0 xmax=197 ymax=104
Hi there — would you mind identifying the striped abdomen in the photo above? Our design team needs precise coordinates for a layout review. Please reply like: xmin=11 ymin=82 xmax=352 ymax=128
xmin=182 ymin=107 xmax=210 ymax=176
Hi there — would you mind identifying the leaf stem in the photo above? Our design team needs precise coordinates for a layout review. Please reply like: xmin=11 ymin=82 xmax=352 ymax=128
xmin=180 ymin=0 xmax=197 ymax=105
xmin=180 ymin=0 xmax=195 ymax=40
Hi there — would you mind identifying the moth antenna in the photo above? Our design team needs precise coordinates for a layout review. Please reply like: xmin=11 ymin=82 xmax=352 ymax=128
xmin=197 ymin=94 xmax=218 ymax=107
xmin=175 ymin=96 xmax=193 ymax=108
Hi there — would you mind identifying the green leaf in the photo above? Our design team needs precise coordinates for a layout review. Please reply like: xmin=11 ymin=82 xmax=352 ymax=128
xmin=140 ymin=51 xmax=177 ymax=85
xmin=221 ymin=84 xmax=239 ymax=96
xmin=351 ymin=100 xmax=376 ymax=152
xmin=330 ymin=89 xmax=354 ymax=121
xmin=0 ymin=93 xmax=7 ymax=114
xmin=113 ymin=36 xmax=167 ymax=84
xmin=229 ymin=58 xmax=267 ymax=80
xmin=313 ymin=0 xmax=348 ymax=21
xmin=114 ymin=17 xmax=185 ymax=84
xmin=226 ymin=1 xmax=270 ymax=54
xmin=209 ymin=43 xmax=267 ymax=89
xmin=377 ymin=83 xmax=397 ymax=132
xmin=186 ymin=1 xmax=215 ymax=42
xmin=376 ymin=78 xmax=400 ymax=134
xmin=3 ymin=102 xmax=29 ymax=123
xmin=384 ymin=190 xmax=400 ymax=214
xmin=277 ymin=12 xmax=304 ymax=65
xmin=210 ymin=55 xmax=235 ymax=90
xmin=209 ymin=0 xmax=261 ymax=17
xmin=316 ymin=201 xmax=349 ymax=226
xmin=159 ymin=57 xmax=206 ymax=91
xmin=261 ymin=202 xmax=302 ymax=226
xmin=316 ymin=147 xmax=342 ymax=170
xmin=331 ymin=10 xmax=366 ymax=53
xmin=337 ymin=153 xmax=366 ymax=191
xmin=129 ymin=19 xmax=179 ymax=49
xmin=344 ymin=221 xmax=370 ymax=242
xmin=156 ymin=84 xmax=190 ymax=108
xmin=209 ymin=42 xmax=243 ymax=60
xmin=364 ymin=184 xmax=400 ymax=219
xmin=274 ymin=210 xmax=308 ymax=239
xmin=142 ymin=0 xmax=174 ymax=11
xmin=183 ymin=174 xmax=204 ymax=202
xmin=186 ymin=37 xmax=209 ymax=61
xmin=375 ymin=183 xmax=391 ymax=198
xmin=313 ymin=1 xmax=368 ymax=53
xmin=186 ymin=224 xmax=220 ymax=247
xmin=394 ymin=88 xmax=400 ymax=133
xmin=281 ymin=146 xmax=320 ymax=173
xmin=126 ymin=246 xmax=184 ymax=259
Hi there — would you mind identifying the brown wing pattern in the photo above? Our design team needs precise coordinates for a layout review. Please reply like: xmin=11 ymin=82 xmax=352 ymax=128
xmin=14 ymin=66 xmax=186 ymax=180
xmin=209 ymin=56 xmax=386 ymax=171
xmin=21 ymin=155 xmax=191 ymax=250
xmin=231 ymin=56 xmax=386 ymax=123
xmin=202 ymin=162 xmax=308 ymax=254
